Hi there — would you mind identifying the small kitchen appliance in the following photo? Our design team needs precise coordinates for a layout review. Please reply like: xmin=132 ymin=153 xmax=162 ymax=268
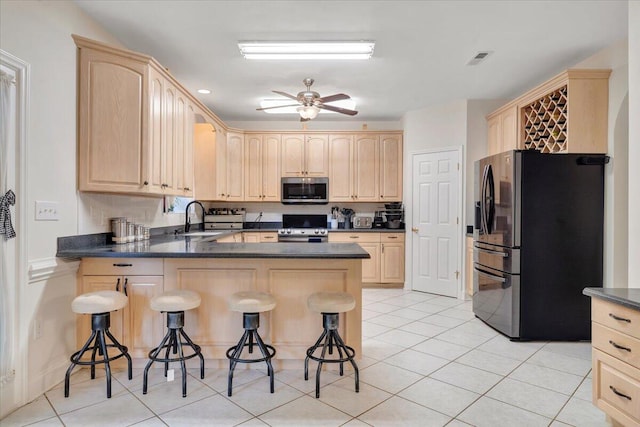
xmin=352 ymin=215 xmax=373 ymax=229
xmin=204 ymin=209 xmax=245 ymax=230
xmin=281 ymin=177 xmax=329 ymax=205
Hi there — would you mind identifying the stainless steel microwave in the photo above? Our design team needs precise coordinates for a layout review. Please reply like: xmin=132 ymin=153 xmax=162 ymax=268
xmin=281 ymin=177 xmax=329 ymax=204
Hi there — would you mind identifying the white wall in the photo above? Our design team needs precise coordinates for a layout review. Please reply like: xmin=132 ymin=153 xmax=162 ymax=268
xmin=0 ymin=0 xmax=122 ymax=414
xmin=574 ymin=38 xmax=629 ymax=288
xmin=629 ymin=1 xmax=640 ymax=287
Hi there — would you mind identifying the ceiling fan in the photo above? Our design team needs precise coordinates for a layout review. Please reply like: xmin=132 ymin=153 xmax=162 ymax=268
xmin=257 ymin=78 xmax=358 ymax=121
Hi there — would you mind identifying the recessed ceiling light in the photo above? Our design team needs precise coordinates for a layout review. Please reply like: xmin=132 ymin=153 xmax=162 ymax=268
xmin=238 ymin=41 xmax=375 ymax=60
xmin=259 ymin=98 xmax=357 ymax=114
xmin=197 ymin=89 xmax=211 ymax=94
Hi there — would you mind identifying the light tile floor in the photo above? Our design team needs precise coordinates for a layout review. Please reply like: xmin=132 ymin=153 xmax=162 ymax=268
xmin=1 ymin=288 xmax=609 ymax=427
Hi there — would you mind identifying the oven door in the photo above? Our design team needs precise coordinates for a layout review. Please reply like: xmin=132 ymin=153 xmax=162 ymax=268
xmin=472 ymin=263 xmax=520 ymax=339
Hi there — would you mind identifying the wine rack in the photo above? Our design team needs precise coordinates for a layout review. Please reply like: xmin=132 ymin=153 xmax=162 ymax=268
xmin=521 ymin=85 xmax=568 ymax=153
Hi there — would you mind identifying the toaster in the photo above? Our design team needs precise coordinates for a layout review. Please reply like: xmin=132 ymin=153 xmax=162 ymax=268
xmin=352 ymin=215 xmax=373 ymax=229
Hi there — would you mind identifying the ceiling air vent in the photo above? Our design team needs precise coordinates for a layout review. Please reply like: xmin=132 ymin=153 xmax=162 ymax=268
xmin=467 ymin=51 xmax=492 ymax=66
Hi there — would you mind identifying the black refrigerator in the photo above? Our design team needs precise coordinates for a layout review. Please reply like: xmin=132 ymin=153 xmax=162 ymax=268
xmin=472 ymin=150 xmax=607 ymax=341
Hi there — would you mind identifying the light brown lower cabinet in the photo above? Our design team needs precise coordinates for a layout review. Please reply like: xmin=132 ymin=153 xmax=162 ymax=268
xmin=590 ymin=298 xmax=640 ymax=427
xmin=242 ymin=231 xmax=278 ymax=243
xmin=329 ymin=232 xmax=404 ymax=286
xmin=163 ymin=257 xmax=362 ymax=363
xmin=78 ymin=258 xmax=164 ymax=359
xmin=215 ymin=233 xmax=243 ymax=243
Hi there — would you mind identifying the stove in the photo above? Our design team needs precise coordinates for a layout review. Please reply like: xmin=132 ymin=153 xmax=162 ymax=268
xmin=277 ymin=214 xmax=328 ymax=242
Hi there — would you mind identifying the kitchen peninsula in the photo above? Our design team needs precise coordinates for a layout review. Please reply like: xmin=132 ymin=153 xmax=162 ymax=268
xmin=57 ymin=232 xmax=369 ymax=368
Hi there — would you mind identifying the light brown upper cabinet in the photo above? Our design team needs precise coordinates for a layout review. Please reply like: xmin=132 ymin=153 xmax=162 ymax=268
xmin=74 ymin=35 xmax=196 ymax=197
xmin=281 ymin=134 xmax=329 ymax=177
xmin=219 ymin=132 xmax=245 ymax=201
xmin=193 ymin=127 xmax=244 ymax=201
xmin=379 ymin=134 xmax=403 ymax=201
xmin=148 ymin=67 xmax=194 ymax=196
xmin=329 ymin=133 xmax=402 ymax=202
xmin=487 ymin=104 xmax=518 ymax=156
xmin=244 ymin=134 xmax=281 ymax=202
xmin=487 ymin=69 xmax=611 ymax=154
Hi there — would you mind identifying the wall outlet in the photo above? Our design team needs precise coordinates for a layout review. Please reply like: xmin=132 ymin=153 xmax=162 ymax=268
xmin=167 ymin=369 xmax=174 ymax=382
xmin=35 ymin=201 xmax=59 ymax=221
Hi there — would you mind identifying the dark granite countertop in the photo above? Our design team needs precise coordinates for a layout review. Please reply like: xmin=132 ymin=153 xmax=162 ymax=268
xmin=56 ymin=232 xmax=370 ymax=260
xmin=583 ymin=287 xmax=640 ymax=311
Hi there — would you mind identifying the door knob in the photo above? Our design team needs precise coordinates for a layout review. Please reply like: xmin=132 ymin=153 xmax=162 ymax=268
xmin=411 ymin=227 xmax=419 ymax=233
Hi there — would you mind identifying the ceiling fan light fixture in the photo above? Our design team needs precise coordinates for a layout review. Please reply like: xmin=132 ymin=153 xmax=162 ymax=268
xmin=238 ymin=41 xmax=375 ymax=60
xmin=259 ymin=99 xmax=356 ymax=114
xmin=297 ymin=105 xmax=320 ymax=120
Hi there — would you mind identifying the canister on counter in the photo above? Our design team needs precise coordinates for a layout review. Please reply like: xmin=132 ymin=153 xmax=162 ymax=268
xmin=111 ymin=217 xmax=128 ymax=244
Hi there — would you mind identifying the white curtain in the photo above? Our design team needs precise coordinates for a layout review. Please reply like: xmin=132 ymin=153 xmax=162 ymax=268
xmin=0 ymin=69 xmax=15 ymax=384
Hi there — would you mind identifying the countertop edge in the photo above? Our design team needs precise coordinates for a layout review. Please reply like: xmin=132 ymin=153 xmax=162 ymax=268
xmin=583 ymin=287 xmax=640 ymax=311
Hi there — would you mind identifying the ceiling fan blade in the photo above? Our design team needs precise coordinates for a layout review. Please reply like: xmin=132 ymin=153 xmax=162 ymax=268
xmin=317 ymin=104 xmax=358 ymax=116
xmin=256 ymin=104 xmax=300 ymax=111
xmin=317 ymin=93 xmax=350 ymax=103
xmin=272 ymin=90 xmax=298 ymax=100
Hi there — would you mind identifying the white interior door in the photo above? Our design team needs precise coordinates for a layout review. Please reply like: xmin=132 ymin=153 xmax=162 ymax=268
xmin=411 ymin=149 xmax=460 ymax=297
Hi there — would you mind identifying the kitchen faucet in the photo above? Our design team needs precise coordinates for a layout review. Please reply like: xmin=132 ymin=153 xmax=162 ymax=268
xmin=184 ymin=200 xmax=206 ymax=233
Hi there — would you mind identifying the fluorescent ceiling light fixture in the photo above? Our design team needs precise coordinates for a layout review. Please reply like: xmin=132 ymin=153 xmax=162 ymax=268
xmin=259 ymin=99 xmax=357 ymax=114
xmin=197 ymin=89 xmax=211 ymax=94
xmin=238 ymin=41 xmax=375 ymax=60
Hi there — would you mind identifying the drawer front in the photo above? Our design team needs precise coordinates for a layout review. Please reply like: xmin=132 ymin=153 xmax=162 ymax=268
xmin=259 ymin=232 xmax=278 ymax=242
xmin=593 ymin=349 xmax=640 ymax=424
xmin=593 ymin=323 xmax=640 ymax=370
xmin=593 ymin=298 xmax=640 ymax=340
xmin=380 ymin=233 xmax=405 ymax=243
xmin=81 ymin=257 xmax=163 ymax=276
xmin=329 ymin=233 xmax=380 ymax=243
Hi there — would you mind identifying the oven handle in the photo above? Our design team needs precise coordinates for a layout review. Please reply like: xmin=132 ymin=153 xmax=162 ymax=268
xmin=474 ymin=265 xmax=506 ymax=283
xmin=473 ymin=244 xmax=507 ymax=258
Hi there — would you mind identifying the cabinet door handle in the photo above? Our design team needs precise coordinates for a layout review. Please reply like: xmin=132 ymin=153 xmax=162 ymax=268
xmin=263 ymin=236 xmax=274 ymax=239
xmin=115 ymin=277 xmax=121 ymax=292
xmin=609 ymin=313 xmax=632 ymax=323
xmin=387 ymin=236 xmax=398 ymax=239
xmin=349 ymin=236 xmax=359 ymax=239
xmin=113 ymin=263 xmax=133 ymax=267
xmin=609 ymin=340 xmax=631 ymax=352
xmin=184 ymin=187 xmax=190 ymax=191
xmin=143 ymin=181 xmax=149 ymax=186
xmin=382 ymin=243 xmax=384 ymax=253
xmin=609 ymin=386 xmax=632 ymax=401
xmin=123 ymin=277 xmax=128 ymax=297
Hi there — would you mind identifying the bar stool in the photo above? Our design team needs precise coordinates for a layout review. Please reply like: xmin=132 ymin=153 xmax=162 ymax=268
xmin=304 ymin=291 xmax=359 ymax=398
xmin=143 ymin=290 xmax=204 ymax=398
xmin=64 ymin=290 xmax=132 ymax=398
xmin=226 ymin=291 xmax=276 ymax=396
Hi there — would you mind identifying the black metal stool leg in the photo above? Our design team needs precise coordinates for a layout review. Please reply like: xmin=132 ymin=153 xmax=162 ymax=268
xmin=65 ymin=312 xmax=130 ymax=399
xmin=65 ymin=330 xmax=96 ymax=397
xmin=143 ymin=327 xmax=172 ymax=394
xmin=144 ymin=311 xmax=204 ymax=397
xmin=180 ymin=329 xmax=204 ymax=379
xmin=226 ymin=312 xmax=276 ymax=397
xmin=305 ymin=312 xmax=359 ymax=398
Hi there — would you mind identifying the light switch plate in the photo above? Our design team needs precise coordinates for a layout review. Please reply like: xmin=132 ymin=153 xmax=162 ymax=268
xmin=35 ymin=201 xmax=59 ymax=221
